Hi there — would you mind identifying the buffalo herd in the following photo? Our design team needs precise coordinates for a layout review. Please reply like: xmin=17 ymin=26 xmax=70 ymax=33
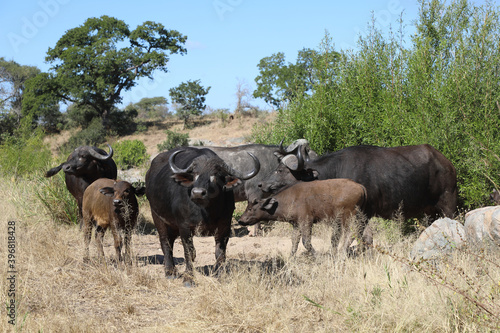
xmin=46 ymin=140 xmax=462 ymax=285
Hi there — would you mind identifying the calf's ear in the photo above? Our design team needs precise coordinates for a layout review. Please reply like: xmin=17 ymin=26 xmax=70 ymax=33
xmin=262 ymin=197 xmax=277 ymax=211
xmin=171 ymin=173 xmax=195 ymax=187
xmin=223 ymin=176 xmax=242 ymax=191
xmin=99 ymin=187 xmax=114 ymax=197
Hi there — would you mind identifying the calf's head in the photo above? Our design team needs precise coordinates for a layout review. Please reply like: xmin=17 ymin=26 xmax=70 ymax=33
xmin=238 ymin=197 xmax=278 ymax=226
xmin=169 ymin=150 xmax=260 ymax=207
xmin=99 ymin=180 xmax=145 ymax=211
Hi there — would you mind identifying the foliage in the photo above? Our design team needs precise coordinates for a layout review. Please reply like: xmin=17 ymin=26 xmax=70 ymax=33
xmin=113 ymin=139 xmax=149 ymax=170
xmin=36 ymin=171 xmax=79 ymax=225
xmin=253 ymin=0 xmax=500 ymax=208
xmin=253 ymin=45 xmax=340 ymax=109
xmin=62 ymin=118 xmax=107 ymax=152
xmin=131 ymin=96 xmax=169 ymax=120
xmin=0 ymin=117 xmax=52 ymax=180
xmin=169 ymin=79 xmax=210 ymax=128
xmin=24 ymin=16 xmax=186 ymax=127
xmin=157 ymin=129 xmax=189 ymax=152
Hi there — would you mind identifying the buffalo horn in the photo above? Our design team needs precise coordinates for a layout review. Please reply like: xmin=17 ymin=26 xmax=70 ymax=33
xmin=296 ymin=145 xmax=304 ymax=170
xmin=169 ymin=150 xmax=194 ymax=174
xmin=89 ymin=144 xmax=114 ymax=160
xmin=222 ymin=152 xmax=260 ymax=180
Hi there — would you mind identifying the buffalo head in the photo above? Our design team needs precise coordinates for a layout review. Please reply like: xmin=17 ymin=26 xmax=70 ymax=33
xmin=99 ymin=180 xmax=146 ymax=210
xmin=169 ymin=149 xmax=260 ymax=207
xmin=238 ymin=197 xmax=278 ymax=226
xmin=45 ymin=144 xmax=115 ymax=178
xmin=259 ymin=142 xmax=317 ymax=194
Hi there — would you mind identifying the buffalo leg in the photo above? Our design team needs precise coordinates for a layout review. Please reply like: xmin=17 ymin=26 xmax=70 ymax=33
xmin=83 ymin=217 xmax=93 ymax=262
xmin=152 ymin=211 xmax=179 ymax=278
xmin=300 ymin=220 xmax=316 ymax=256
xmin=109 ymin=220 xmax=123 ymax=263
xmin=123 ymin=228 xmax=132 ymax=265
xmin=290 ymin=223 xmax=301 ymax=256
xmin=213 ymin=224 xmax=231 ymax=274
xmin=180 ymin=229 xmax=196 ymax=286
xmin=95 ymin=225 xmax=106 ymax=262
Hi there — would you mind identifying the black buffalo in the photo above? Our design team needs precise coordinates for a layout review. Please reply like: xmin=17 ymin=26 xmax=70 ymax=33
xmin=45 ymin=145 xmax=117 ymax=220
xmin=145 ymin=147 xmax=260 ymax=286
xmin=259 ymin=143 xmax=457 ymax=220
xmin=197 ymin=139 xmax=317 ymax=203
xmin=205 ymin=140 xmax=316 ymax=235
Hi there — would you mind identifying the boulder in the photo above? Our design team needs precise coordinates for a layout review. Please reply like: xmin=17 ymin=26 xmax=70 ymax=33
xmin=410 ymin=218 xmax=465 ymax=260
xmin=464 ymin=206 xmax=500 ymax=248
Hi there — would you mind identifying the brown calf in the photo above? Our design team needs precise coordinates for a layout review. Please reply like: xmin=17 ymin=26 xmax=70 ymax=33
xmin=239 ymin=179 xmax=368 ymax=256
xmin=82 ymin=178 xmax=145 ymax=264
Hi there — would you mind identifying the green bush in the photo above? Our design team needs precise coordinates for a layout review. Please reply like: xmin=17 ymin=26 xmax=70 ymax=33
xmin=157 ymin=130 xmax=189 ymax=152
xmin=0 ymin=118 xmax=52 ymax=179
xmin=253 ymin=0 xmax=500 ymax=209
xmin=36 ymin=171 xmax=79 ymax=225
xmin=113 ymin=139 xmax=149 ymax=170
xmin=63 ymin=118 xmax=106 ymax=152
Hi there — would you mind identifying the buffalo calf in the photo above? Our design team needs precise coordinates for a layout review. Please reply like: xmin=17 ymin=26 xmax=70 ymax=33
xmin=239 ymin=179 xmax=368 ymax=256
xmin=82 ymin=179 xmax=145 ymax=264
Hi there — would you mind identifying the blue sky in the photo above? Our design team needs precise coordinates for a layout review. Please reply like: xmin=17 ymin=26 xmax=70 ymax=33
xmin=2 ymin=0 xmax=424 ymax=111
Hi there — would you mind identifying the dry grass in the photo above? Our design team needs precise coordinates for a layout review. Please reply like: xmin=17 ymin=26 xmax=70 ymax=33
xmin=2 ymin=175 xmax=500 ymax=332
xmin=4 ymin=115 xmax=499 ymax=332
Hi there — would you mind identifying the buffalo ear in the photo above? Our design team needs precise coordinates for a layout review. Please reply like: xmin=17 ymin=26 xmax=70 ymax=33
xmin=223 ymin=176 xmax=242 ymax=191
xmin=171 ymin=173 xmax=195 ymax=187
xmin=282 ymin=155 xmax=299 ymax=170
xmin=134 ymin=186 xmax=146 ymax=196
xmin=99 ymin=187 xmax=114 ymax=197
xmin=262 ymin=197 xmax=277 ymax=211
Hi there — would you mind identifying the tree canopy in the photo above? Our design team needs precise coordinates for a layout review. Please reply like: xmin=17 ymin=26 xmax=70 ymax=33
xmin=23 ymin=16 xmax=187 ymax=127
xmin=169 ymin=80 xmax=211 ymax=128
xmin=253 ymin=46 xmax=340 ymax=109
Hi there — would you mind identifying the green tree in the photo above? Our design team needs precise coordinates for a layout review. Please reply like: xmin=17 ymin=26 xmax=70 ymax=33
xmin=133 ymin=96 xmax=169 ymax=119
xmin=253 ymin=46 xmax=339 ymax=109
xmin=169 ymin=79 xmax=210 ymax=128
xmin=24 ymin=16 xmax=187 ymax=128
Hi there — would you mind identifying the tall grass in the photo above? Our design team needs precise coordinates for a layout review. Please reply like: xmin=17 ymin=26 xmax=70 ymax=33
xmin=253 ymin=0 xmax=500 ymax=208
xmin=1 ymin=174 xmax=499 ymax=332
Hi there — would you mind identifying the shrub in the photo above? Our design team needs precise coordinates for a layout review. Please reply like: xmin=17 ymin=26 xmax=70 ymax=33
xmin=253 ymin=0 xmax=500 ymax=209
xmin=113 ymin=139 xmax=149 ymax=170
xmin=157 ymin=130 xmax=189 ymax=152
xmin=0 ymin=117 xmax=52 ymax=179
xmin=63 ymin=118 xmax=106 ymax=152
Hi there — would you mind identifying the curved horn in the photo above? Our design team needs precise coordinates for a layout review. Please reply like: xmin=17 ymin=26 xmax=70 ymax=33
xmin=278 ymin=138 xmax=286 ymax=154
xmin=222 ymin=152 xmax=260 ymax=180
xmin=89 ymin=144 xmax=114 ymax=161
xmin=296 ymin=145 xmax=304 ymax=170
xmin=169 ymin=150 xmax=194 ymax=174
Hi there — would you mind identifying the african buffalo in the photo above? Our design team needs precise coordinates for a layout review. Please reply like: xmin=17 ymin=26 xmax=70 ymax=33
xmin=82 ymin=179 xmax=145 ymax=264
xmin=206 ymin=140 xmax=316 ymax=203
xmin=206 ymin=140 xmax=316 ymax=235
xmin=490 ymin=189 xmax=500 ymax=205
xmin=45 ymin=145 xmax=117 ymax=220
xmin=239 ymin=179 xmax=368 ymax=256
xmin=145 ymin=147 xmax=260 ymax=286
xmin=260 ymin=143 xmax=457 ymax=220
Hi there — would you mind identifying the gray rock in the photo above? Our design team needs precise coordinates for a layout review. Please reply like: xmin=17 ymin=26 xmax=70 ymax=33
xmin=464 ymin=206 xmax=500 ymax=248
xmin=410 ymin=218 xmax=465 ymax=260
